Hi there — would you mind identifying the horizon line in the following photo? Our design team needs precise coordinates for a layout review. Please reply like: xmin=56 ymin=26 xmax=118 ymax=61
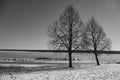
xmin=0 ymin=49 xmax=120 ymax=54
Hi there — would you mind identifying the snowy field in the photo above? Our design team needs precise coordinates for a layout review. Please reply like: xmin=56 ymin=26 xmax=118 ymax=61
xmin=1 ymin=64 xmax=120 ymax=80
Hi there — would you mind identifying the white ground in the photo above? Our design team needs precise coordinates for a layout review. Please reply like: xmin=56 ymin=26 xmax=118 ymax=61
xmin=0 ymin=63 xmax=56 ymax=67
xmin=0 ymin=60 xmax=95 ymax=67
xmin=1 ymin=64 xmax=120 ymax=80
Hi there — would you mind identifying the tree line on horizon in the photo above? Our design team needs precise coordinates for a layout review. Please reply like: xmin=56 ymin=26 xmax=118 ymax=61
xmin=48 ymin=5 xmax=112 ymax=67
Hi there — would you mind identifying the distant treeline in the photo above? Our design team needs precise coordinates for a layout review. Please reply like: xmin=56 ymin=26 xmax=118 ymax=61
xmin=35 ymin=57 xmax=68 ymax=60
xmin=0 ymin=49 xmax=120 ymax=54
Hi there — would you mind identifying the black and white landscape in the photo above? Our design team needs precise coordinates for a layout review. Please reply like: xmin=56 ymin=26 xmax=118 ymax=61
xmin=1 ymin=0 xmax=120 ymax=80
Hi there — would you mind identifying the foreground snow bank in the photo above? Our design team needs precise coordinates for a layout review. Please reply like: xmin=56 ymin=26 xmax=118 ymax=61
xmin=1 ymin=64 xmax=120 ymax=80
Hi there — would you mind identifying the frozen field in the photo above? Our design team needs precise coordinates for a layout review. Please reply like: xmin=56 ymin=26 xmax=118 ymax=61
xmin=1 ymin=64 xmax=120 ymax=80
xmin=1 ymin=52 xmax=120 ymax=80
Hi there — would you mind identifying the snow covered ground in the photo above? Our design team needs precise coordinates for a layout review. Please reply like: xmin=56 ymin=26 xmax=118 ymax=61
xmin=1 ymin=64 xmax=120 ymax=80
xmin=0 ymin=63 xmax=56 ymax=67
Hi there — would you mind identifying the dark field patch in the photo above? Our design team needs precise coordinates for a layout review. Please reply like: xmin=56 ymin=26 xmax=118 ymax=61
xmin=0 ymin=62 xmax=95 ymax=74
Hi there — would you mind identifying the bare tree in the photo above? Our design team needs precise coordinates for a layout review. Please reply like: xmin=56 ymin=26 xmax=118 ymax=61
xmin=81 ymin=17 xmax=112 ymax=65
xmin=48 ymin=5 xmax=85 ymax=68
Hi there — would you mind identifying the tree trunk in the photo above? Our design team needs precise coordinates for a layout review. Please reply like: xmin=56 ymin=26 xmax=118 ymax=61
xmin=94 ymin=46 xmax=100 ymax=65
xmin=68 ymin=23 xmax=73 ymax=68
xmin=68 ymin=50 xmax=72 ymax=67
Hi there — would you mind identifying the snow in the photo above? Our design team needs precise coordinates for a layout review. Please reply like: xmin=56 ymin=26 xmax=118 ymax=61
xmin=1 ymin=64 xmax=120 ymax=80
xmin=0 ymin=63 xmax=56 ymax=67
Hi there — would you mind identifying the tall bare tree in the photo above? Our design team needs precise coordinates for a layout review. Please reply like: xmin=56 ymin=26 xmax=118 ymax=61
xmin=81 ymin=17 xmax=112 ymax=65
xmin=48 ymin=5 xmax=85 ymax=67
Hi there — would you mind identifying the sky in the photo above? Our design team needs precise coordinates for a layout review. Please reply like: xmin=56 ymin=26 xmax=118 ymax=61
xmin=0 ymin=0 xmax=120 ymax=50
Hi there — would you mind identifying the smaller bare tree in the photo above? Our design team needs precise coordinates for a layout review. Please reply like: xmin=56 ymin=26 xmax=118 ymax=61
xmin=81 ymin=17 xmax=112 ymax=65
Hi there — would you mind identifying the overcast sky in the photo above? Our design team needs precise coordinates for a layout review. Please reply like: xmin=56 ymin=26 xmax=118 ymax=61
xmin=0 ymin=0 xmax=120 ymax=50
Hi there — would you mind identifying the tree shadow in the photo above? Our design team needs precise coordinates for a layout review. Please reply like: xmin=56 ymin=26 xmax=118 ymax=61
xmin=26 ymin=66 xmax=74 ymax=73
